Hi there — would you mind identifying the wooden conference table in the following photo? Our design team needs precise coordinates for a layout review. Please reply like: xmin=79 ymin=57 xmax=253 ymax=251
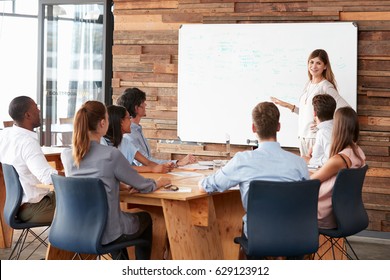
xmin=120 ymin=170 xmax=245 ymax=260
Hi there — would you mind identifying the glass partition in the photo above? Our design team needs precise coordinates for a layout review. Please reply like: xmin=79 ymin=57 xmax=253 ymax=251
xmin=38 ymin=0 xmax=112 ymax=146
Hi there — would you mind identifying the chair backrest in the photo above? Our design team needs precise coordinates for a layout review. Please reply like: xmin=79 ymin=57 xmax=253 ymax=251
xmin=331 ymin=165 xmax=369 ymax=236
xmin=3 ymin=121 xmax=14 ymax=128
xmin=58 ymin=117 xmax=73 ymax=146
xmin=246 ymin=179 xmax=321 ymax=257
xmin=2 ymin=164 xmax=23 ymax=228
xmin=59 ymin=117 xmax=73 ymax=124
xmin=49 ymin=174 xmax=108 ymax=255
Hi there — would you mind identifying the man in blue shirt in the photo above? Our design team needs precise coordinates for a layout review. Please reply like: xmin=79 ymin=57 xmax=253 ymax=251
xmin=199 ymin=102 xmax=309 ymax=237
xmin=116 ymin=88 xmax=196 ymax=167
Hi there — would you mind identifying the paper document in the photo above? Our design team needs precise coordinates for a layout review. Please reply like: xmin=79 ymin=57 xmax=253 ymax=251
xmin=178 ymin=164 xmax=211 ymax=170
xmin=198 ymin=161 xmax=214 ymax=166
xmin=307 ymin=164 xmax=320 ymax=170
xmin=156 ymin=187 xmax=192 ymax=193
xmin=168 ymin=171 xmax=203 ymax=177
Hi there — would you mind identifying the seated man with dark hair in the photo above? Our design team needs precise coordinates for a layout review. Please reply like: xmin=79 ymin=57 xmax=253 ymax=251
xmin=199 ymin=101 xmax=309 ymax=238
xmin=0 ymin=96 xmax=57 ymax=223
xmin=303 ymin=94 xmax=336 ymax=167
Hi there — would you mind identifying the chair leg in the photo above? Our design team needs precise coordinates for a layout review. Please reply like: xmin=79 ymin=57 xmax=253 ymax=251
xmin=8 ymin=229 xmax=28 ymax=260
xmin=27 ymin=228 xmax=49 ymax=247
xmin=316 ymin=235 xmax=359 ymax=260
xmin=73 ymin=253 xmax=82 ymax=260
xmin=316 ymin=235 xmax=333 ymax=260
xmin=23 ymin=228 xmax=49 ymax=259
xmin=316 ymin=235 xmax=343 ymax=260
xmin=344 ymin=238 xmax=360 ymax=260
xmin=71 ymin=253 xmax=101 ymax=260
xmin=328 ymin=237 xmax=357 ymax=260
xmin=109 ymin=249 xmax=130 ymax=260
xmin=8 ymin=227 xmax=49 ymax=260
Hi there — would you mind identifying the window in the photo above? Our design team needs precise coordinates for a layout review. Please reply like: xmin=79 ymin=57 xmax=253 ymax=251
xmin=0 ymin=0 xmax=113 ymax=144
xmin=0 ymin=0 xmax=38 ymax=126
xmin=37 ymin=0 xmax=113 ymax=145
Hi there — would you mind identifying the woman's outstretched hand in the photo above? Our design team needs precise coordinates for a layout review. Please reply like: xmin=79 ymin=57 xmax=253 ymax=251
xmin=271 ymin=97 xmax=294 ymax=111
xmin=271 ymin=96 xmax=288 ymax=107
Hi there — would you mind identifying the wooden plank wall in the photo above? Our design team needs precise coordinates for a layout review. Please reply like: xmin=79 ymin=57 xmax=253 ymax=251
xmin=112 ymin=0 xmax=390 ymax=232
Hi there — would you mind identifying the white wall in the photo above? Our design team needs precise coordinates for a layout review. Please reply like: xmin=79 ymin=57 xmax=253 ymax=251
xmin=0 ymin=16 xmax=38 ymax=127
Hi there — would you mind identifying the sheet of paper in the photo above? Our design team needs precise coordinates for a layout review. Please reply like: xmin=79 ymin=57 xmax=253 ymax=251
xmin=178 ymin=164 xmax=211 ymax=170
xmin=198 ymin=161 xmax=214 ymax=166
xmin=307 ymin=164 xmax=320 ymax=170
xmin=168 ymin=171 xmax=203 ymax=177
xmin=156 ymin=187 xmax=192 ymax=193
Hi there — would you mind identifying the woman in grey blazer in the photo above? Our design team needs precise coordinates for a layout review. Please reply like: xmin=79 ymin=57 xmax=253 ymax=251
xmin=61 ymin=100 xmax=171 ymax=259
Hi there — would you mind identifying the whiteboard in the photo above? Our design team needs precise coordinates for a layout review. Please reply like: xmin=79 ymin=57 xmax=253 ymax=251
xmin=177 ymin=22 xmax=357 ymax=147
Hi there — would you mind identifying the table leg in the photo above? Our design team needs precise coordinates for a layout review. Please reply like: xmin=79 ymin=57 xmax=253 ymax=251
xmin=123 ymin=204 xmax=168 ymax=260
xmin=213 ymin=191 xmax=245 ymax=260
xmin=162 ymin=196 xmax=224 ymax=260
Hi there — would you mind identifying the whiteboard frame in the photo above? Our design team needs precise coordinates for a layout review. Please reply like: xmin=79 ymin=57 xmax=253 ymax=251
xmin=177 ymin=22 xmax=358 ymax=147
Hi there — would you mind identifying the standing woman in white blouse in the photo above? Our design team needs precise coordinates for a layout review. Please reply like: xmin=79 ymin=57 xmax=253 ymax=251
xmin=271 ymin=49 xmax=349 ymax=156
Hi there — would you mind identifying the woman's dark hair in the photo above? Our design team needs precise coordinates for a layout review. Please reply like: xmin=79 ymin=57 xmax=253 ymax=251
xmin=105 ymin=105 xmax=127 ymax=147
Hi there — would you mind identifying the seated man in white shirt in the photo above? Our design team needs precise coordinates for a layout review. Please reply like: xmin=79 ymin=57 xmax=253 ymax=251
xmin=0 ymin=96 xmax=57 ymax=223
xmin=302 ymin=94 xmax=336 ymax=167
xmin=199 ymin=102 xmax=309 ymax=238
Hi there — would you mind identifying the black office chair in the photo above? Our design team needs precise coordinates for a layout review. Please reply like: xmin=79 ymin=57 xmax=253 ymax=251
xmin=2 ymin=163 xmax=50 ymax=260
xmin=49 ymin=174 xmax=150 ymax=260
xmin=317 ymin=165 xmax=369 ymax=260
xmin=234 ymin=179 xmax=321 ymax=259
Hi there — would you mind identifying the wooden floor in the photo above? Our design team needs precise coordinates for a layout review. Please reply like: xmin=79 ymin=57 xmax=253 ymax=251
xmin=0 ymin=228 xmax=389 ymax=260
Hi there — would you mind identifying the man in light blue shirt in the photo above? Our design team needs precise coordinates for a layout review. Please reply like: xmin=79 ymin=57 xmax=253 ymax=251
xmin=199 ymin=102 xmax=309 ymax=237
xmin=116 ymin=88 xmax=196 ymax=166
xmin=126 ymin=123 xmax=162 ymax=165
